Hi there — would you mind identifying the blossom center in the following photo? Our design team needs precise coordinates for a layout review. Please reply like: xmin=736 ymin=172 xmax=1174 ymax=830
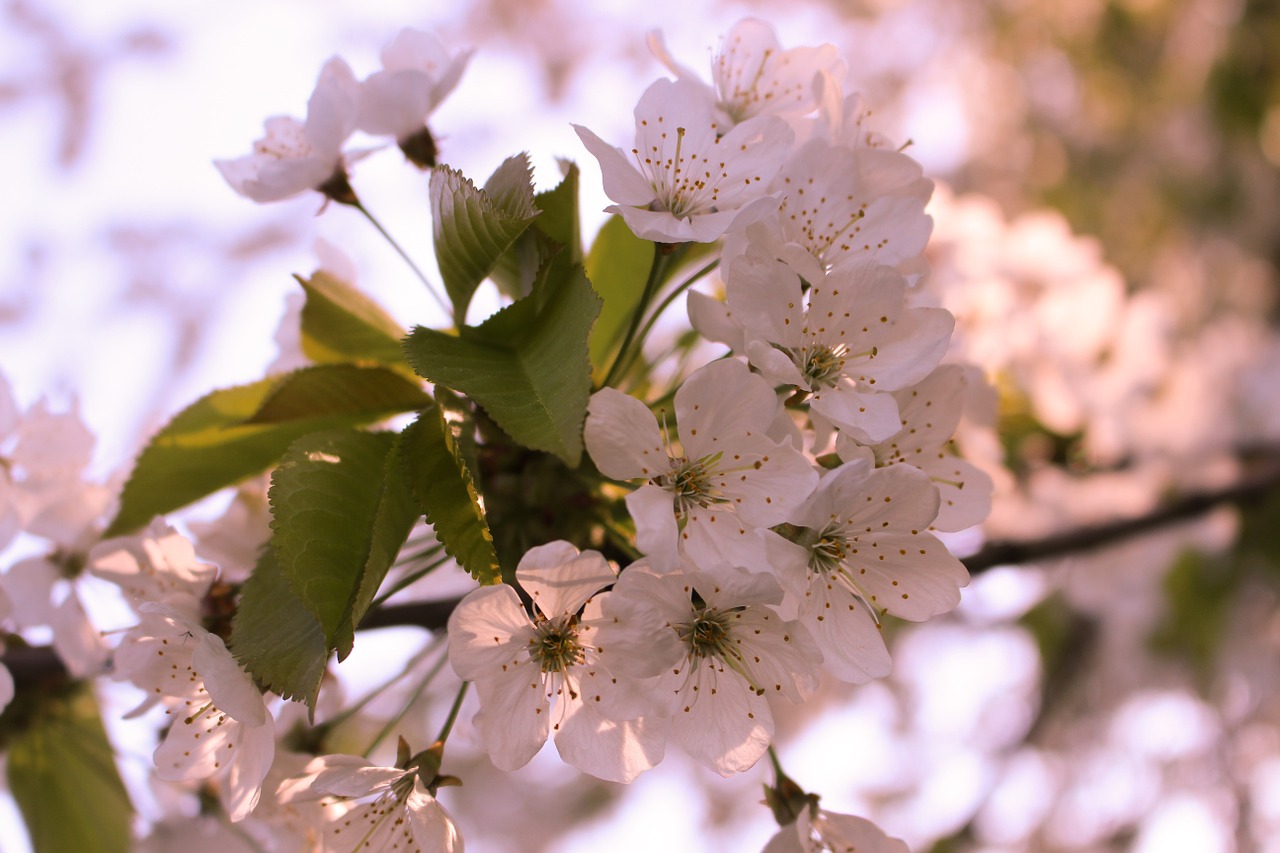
xmin=528 ymin=616 xmax=585 ymax=674
xmin=679 ymin=609 xmax=734 ymax=660
xmin=800 ymin=344 xmax=849 ymax=389
xmin=654 ymin=452 xmax=727 ymax=515
xmin=807 ymin=524 xmax=851 ymax=575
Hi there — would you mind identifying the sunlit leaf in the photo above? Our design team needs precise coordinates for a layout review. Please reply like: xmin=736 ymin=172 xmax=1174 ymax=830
xmin=6 ymin=683 xmax=133 ymax=853
xmin=106 ymin=366 xmax=428 ymax=536
xmin=296 ymin=271 xmax=408 ymax=368
xmin=491 ymin=162 xmax=581 ymax=302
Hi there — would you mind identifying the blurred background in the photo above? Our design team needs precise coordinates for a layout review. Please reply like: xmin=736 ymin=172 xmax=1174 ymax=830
xmin=2 ymin=0 xmax=1279 ymax=850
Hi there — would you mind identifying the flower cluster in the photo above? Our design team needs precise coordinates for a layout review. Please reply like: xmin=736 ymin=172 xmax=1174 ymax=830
xmin=446 ymin=19 xmax=987 ymax=830
xmin=0 ymin=19 xmax=1002 ymax=853
xmin=215 ymin=28 xmax=471 ymax=203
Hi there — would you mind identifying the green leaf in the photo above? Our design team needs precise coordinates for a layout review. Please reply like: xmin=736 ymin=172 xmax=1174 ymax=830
xmin=230 ymin=548 xmax=329 ymax=710
xmin=7 ymin=683 xmax=133 ymax=853
xmin=491 ymin=162 xmax=581 ymax=302
xmin=297 ymin=271 xmax=407 ymax=367
xmin=431 ymin=154 xmax=539 ymax=324
xmin=106 ymin=366 xmax=429 ymax=537
xmin=399 ymin=403 xmax=500 ymax=585
xmin=404 ymin=265 xmax=602 ymax=466
xmin=269 ymin=429 xmax=419 ymax=660
xmin=247 ymin=364 xmax=430 ymax=424
xmin=584 ymin=214 xmax=653 ymax=377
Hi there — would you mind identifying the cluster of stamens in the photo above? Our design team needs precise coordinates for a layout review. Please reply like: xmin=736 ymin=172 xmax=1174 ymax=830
xmin=653 ymin=451 xmax=727 ymax=516
xmin=528 ymin=615 xmax=586 ymax=674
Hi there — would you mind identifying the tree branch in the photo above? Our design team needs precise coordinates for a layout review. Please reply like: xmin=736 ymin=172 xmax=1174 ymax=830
xmin=6 ymin=452 xmax=1280 ymax=682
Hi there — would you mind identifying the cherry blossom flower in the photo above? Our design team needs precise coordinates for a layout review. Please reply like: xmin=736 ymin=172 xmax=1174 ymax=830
xmin=117 ymin=602 xmax=274 ymax=822
xmin=278 ymin=753 xmax=463 ymax=852
xmin=691 ymin=245 xmax=952 ymax=445
xmin=357 ymin=28 xmax=472 ymax=168
xmin=595 ymin=563 xmax=820 ymax=775
xmin=574 ymin=77 xmax=793 ymax=243
xmin=648 ymin=18 xmax=845 ymax=129
xmin=447 ymin=541 xmax=663 ymax=782
xmin=721 ymin=136 xmax=934 ymax=277
xmin=762 ymin=808 xmax=910 ymax=853
xmin=767 ymin=456 xmax=968 ymax=683
xmin=215 ymin=57 xmax=361 ymax=204
xmin=583 ymin=359 xmax=817 ymax=572
xmin=88 ymin=517 xmax=217 ymax=606
xmin=839 ymin=364 xmax=994 ymax=532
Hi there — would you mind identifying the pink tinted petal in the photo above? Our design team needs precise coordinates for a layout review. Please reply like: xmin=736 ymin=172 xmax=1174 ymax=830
xmin=407 ymin=788 xmax=464 ymax=852
xmin=472 ymin=663 xmax=551 ymax=771
xmin=447 ymin=584 xmax=534 ymax=679
xmin=583 ymin=389 xmax=666 ymax=481
xmin=193 ymin=635 xmax=266 ymax=726
xmin=518 ymin=543 xmax=616 ymax=618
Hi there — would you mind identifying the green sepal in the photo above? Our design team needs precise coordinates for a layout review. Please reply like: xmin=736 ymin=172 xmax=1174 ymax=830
xmin=403 ymin=264 xmax=601 ymax=467
xmin=399 ymin=403 xmax=500 ymax=586
xmin=431 ymin=154 xmax=539 ymax=324
xmin=106 ymin=365 xmax=429 ymax=536
xmin=268 ymin=428 xmax=420 ymax=660
xmin=5 ymin=682 xmax=134 ymax=853
xmin=229 ymin=547 xmax=329 ymax=711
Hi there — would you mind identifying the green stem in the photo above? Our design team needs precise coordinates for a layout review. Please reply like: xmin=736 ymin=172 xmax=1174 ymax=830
xmin=602 ymin=244 xmax=674 ymax=388
xmin=768 ymin=744 xmax=785 ymax=781
xmin=363 ymin=647 xmax=451 ymax=758
xmin=323 ymin=636 xmax=444 ymax=732
xmin=354 ymin=201 xmax=451 ymax=317
xmin=610 ymin=256 xmax=720 ymax=388
xmin=435 ymin=681 xmax=470 ymax=744
xmin=371 ymin=548 xmax=449 ymax=609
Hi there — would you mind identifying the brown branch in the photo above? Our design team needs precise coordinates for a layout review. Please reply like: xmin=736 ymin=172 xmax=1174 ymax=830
xmin=6 ymin=453 xmax=1280 ymax=683
xmin=962 ymin=452 xmax=1280 ymax=574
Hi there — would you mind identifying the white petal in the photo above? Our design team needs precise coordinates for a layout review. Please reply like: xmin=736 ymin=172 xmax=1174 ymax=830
xmin=518 ymin=542 xmax=616 ymax=618
xmin=572 ymin=124 xmax=658 ymax=207
xmin=407 ymin=787 xmax=465 ymax=853
xmin=583 ymin=388 xmax=666 ymax=481
xmin=802 ymin=582 xmax=891 ymax=684
xmin=446 ymin=584 xmax=534 ymax=679
xmin=670 ymin=658 xmax=772 ymax=775
xmin=194 ymin=635 xmax=266 ymax=726
xmin=221 ymin=715 xmax=275 ymax=822
xmin=555 ymin=700 xmax=666 ymax=783
xmin=472 ymin=662 xmax=551 ymax=771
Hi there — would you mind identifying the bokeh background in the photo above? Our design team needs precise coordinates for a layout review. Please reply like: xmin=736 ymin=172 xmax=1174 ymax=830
xmin=2 ymin=0 xmax=1280 ymax=850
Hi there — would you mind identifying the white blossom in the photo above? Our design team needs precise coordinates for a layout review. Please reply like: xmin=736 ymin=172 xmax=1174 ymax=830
xmin=357 ymin=28 xmax=472 ymax=144
xmin=596 ymin=563 xmax=820 ymax=775
xmin=279 ymin=753 xmax=463 ymax=852
xmin=215 ymin=57 xmax=361 ymax=203
xmin=574 ymin=77 xmax=793 ymax=243
xmin=767 ymin=457 xmax=968 ymax=684
xmin=648 ymin=18 xmax=845 ymax=129
xmin=584 ymin=359 xmax=817 ymax=572
xmin=762 ymin=808 xmax=910 ymax=853
xmin=119 ymin=602 xmax=274 ymax=822
xmin=447 ymin=541 xmax=663 ymax=782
